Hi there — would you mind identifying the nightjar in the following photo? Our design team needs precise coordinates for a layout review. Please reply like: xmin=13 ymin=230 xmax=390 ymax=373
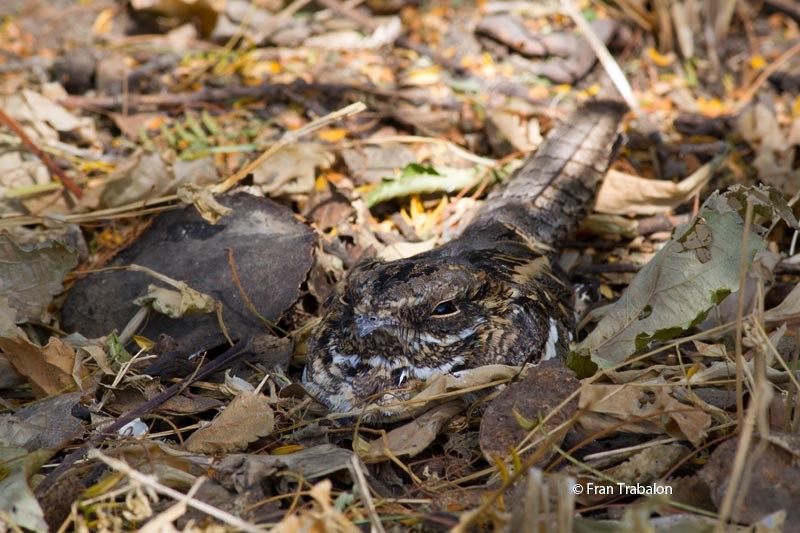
xmin=303 ymin=101 xmax=627 ymax=415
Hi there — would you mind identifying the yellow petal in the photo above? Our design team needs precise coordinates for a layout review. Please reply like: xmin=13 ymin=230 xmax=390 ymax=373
xmin=317 ymin=128 xmax=349 ymax=142
xmin=749 ymin=55 xmax=766 ymax=69
xmin=647 ymin=47 xmax=675 ymax=67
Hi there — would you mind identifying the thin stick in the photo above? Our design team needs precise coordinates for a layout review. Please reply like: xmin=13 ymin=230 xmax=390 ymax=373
xmin=713 ymin=383 xmax=762 ymax=531
xmin=792 ymin=330 xmax=800 ymax=433
xmin=212 ymin=101 xmax=367 ymax=194
xmin=349 ymin=456 xmax=386 ymax=533
xmin=90 ymin=450 xmax=266 ymax=533
xmin=36 ymin=338 xmax=253 ymax=497
xmin=734 ymin=201 xmax=754 ymax=429
xmin=736 ymin=39 xmax=800 ymax=111
xmin=61 ymin=83 xmax=288 ymax=111
xmin=559 ymin=0 xmax=640 ymax=115
xmin=0 ymin=107 xmax=83 ymax=198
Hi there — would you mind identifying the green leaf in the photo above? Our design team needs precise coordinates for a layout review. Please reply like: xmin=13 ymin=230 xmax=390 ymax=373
xmin=566 ymin=351 xmax=598 ymax=379
xmin=574 ymin=187 xmax=781 ymax=368
xmin=366 ymin=163 xmax=505 ymax=207
xmin=449 ymin=77 xmax=483 ymax=93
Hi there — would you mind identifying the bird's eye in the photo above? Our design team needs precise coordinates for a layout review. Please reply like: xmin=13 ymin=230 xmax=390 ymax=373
xmin=431 ymin=300 xmax=459 ymax=317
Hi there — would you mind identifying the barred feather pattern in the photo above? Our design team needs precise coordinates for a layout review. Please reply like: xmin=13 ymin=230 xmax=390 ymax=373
xmin=303 ymin=101 xmax=627 ymax=416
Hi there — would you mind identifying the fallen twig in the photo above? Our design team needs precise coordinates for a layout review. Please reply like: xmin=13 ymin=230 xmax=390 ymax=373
xmin=735 ymin=39 xmax=800 ymax=111
xmin=0 ymin=107 xmax=83 ymax=198
xmin=213 ymin=101 xmax=367 ymax=194
xmin=560 ymin=0 xmax=642 ymax=116
xmin=60 ymin=79 xmax=436 ymax=112
xmin=35 ymin=337 xmax=253 ymax=497
xmin=61 ymin=82 xmax=289 ymax=111
xmin=90 ymin=449 xmax=267 ymax=533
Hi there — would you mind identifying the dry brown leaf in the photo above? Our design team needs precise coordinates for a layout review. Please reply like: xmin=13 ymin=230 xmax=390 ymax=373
xmin=378 ymin=238 xmax=437 ymax=261
xmin=0 ymin=447 xmax=49 ymax=532
xmin=688 ymin=358 xmax=787 ymax=385
xmin=361 ymin=400 xmax=464 ymax=463
xmin=0 ymin=391 xmax=85 ymax=450
xmin=736 ymin=103 xmax=800 ymax=194
xmin=184 ymin=392 xmax=275 ymax=454
xmin=0 ymin=152 xmax=49 ymax=201
xmin=594 ymin=155 xmax=721 ymax=216
xmin=270 ymin=480 xmax=360 ymax=533
xmin=655 ymin=388 xmax=711 ymax=446
xmin=373 ymin=364 xmax=520 ymax=420
xmin=137 ymin=380 xmax=223 ymax=416
xmin=0 ymin=333 xmax=88 ymax=398
xmin=110 ymin=112 xmax=162 ymax=139
xmin=77 ymin=341 xmax=114 ymax=375
xmin=130 ymin=0 xmax=224 ymax=35
xmin=304 ymin=17 xmax=401 ymax=51
xmin=581 ymin=213 xmax=639 ymax=238
xmin=216 ymin=444 xmax=358 ymax=483
xmin=100 ymin=152 xmax=170 ymax=208
xmin=579 ymin=383 xmax=711 ymax=446
xmin=340 ymin=144 xmax=416 ymax=185
xmin=176 ymin=183 xmax=232 ymax=224
xmin=2 ymin=88 xmax=96 ymax=142
xmin=253 ymin=143 xmax=334 ymax=196
xmin=765 ymin=283 xmax=800 ymax=325
xmin=98 ymin=153 xmax=219 ymax=209
xmin=487 ymin=108 xmax=543 ymax=151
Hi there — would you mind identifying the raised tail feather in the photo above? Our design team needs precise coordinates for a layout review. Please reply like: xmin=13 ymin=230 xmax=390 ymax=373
xmin=468 ymin=100 xmax=627 ymax=248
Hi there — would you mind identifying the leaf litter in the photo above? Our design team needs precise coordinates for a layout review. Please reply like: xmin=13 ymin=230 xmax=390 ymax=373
xmin=0 ymin=0 xmax=800 ymax=531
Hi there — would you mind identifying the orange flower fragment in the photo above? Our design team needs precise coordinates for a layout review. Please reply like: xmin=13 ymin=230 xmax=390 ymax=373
xmin=749 ymin=55 xmax=766 ymax=69
xmin=647 ymin=47 xmax=675 ymax=67
xmin=317 ymin=128 xmax=349 ymax=143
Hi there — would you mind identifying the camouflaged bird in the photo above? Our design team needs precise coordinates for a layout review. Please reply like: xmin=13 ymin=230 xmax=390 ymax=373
xmin=303 ymin=101 xmax=627 ymax=415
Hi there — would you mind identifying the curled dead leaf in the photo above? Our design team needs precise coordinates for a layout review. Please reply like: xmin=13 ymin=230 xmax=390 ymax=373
xmin=579 ymin=383 xmax=711 ymax=446
xmin=184 ymin=392 xmax=275 ymax=454
xmin=0 ymin=332 xmax=88 ymax=398
xmin=360 ymin=400 xmax=464 ymax=463
xmin=134 ymin=284 xmax=216 ymax=318
xmin=594 ymin=155 xmax=723 ymax=216
xmin=176 ymin=183 xmax=232 ymax=224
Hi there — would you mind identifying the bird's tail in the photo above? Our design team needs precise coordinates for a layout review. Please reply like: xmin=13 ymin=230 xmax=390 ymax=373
xmin=468 ymin=100 xmax=627 ymax=248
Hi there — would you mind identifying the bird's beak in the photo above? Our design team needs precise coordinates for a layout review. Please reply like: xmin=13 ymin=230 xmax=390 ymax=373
xmin=355 ymin=314 xmax=393 ymax=338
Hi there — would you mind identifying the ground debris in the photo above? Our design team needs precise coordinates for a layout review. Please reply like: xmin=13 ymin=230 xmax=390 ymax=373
xmin=1 ymin=0 xmax=799 ymax=530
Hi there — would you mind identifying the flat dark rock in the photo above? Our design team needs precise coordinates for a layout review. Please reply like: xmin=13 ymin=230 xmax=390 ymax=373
xmin=479 ymin=359 xmax=580 ymax=466
xmin=699 ymin=435 xmax=800 ymax=525
xmin=62 ymin=193 xmax=315 ymax=354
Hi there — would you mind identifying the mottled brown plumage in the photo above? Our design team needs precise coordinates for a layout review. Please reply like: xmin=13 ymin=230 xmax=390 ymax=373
xmin=303 ymin=101 xmax=627 ymax=415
